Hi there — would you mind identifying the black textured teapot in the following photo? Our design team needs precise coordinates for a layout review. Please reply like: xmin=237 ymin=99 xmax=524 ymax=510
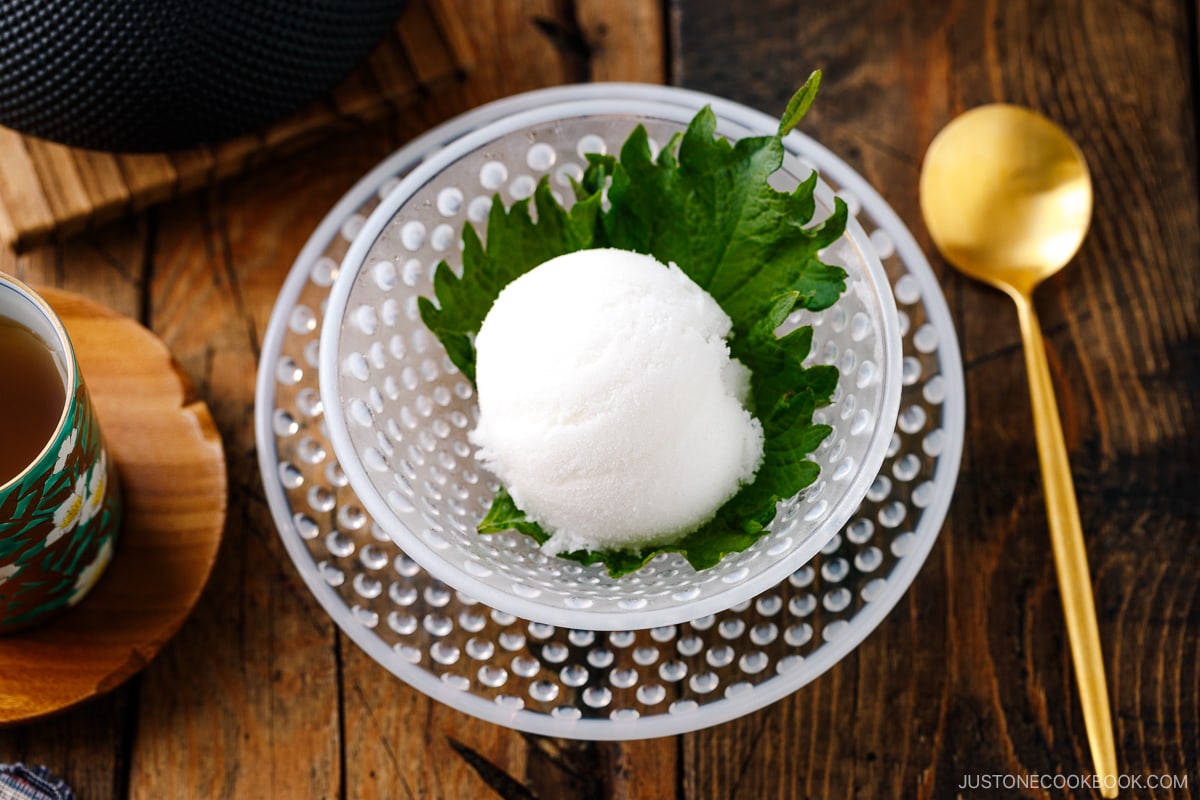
xmin=0 ymin=0 xmax=407 ymax=152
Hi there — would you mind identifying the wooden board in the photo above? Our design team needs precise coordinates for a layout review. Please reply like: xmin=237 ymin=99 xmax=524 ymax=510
xmin=11 ymin=0 xmax=1197 ymax=798
xmin=0 ymin=0 xmax=473 ymax=254
xmin=0 ymin=289 xmax=226 ymax=726
xmin=0 ymin=0 xmax=1195 ymax=796
xmin=671 ymin=1 xmax=1200 ymax=798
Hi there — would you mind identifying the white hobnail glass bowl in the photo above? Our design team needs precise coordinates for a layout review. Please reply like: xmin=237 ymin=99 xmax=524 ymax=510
xmin=319 ymin=86 xmax=902 ymax=630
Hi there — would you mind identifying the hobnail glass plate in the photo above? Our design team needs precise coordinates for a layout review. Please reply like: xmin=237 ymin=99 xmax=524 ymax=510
xmin=255 ymin=83 xmax=964 ymax=738
xmin=318 ymin=88 xmax=904 ymax=629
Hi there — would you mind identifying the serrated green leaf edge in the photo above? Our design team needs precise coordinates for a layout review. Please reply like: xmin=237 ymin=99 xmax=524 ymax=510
xmin=426 ymin=78 xmax=847 ymax=577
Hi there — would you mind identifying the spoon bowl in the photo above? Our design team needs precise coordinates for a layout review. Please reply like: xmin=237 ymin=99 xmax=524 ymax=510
xmin=920 ymin=104 xmax=1093 ymax=292
xmin=920 ymin=104 xmax=1118 ymax=798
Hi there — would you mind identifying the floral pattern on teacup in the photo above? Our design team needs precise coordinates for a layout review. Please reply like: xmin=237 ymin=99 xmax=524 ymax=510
xmin=46 ymin=473 xmax=86 ymax=548
xmin=79 ymin=450 xmax=107 ymax=526
xmin=68 ymin=535 xmax=114 ymax=606
xmin=53 ymin=428 xmax=78 ymax=473
xmin=0 ymin=365 xmax=122 ymax=632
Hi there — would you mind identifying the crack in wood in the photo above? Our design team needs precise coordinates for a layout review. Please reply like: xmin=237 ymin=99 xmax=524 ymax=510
xmin=138 ymin=209 xmax=157 ymax=327
xmin=335 ymin=628 xmax=349 ymax=800
xmin=518 ymin=733 xmax=588 ymax=781
xmin=532 ymin=1 xmax=594 ymax=84
xmin=728 ymin=714 xmax=769 ymax=798
xmin=212 ymin=189 xmax=262 ymax=363
xmin=960 ymin=311 xmax=1092 ymax=373
xmin=448 ymin=737 xmax=538 ymax=800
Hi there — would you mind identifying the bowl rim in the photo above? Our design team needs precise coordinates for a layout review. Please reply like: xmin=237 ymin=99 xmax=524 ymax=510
xmin=319 ymin=84 xmax=904 ymax=629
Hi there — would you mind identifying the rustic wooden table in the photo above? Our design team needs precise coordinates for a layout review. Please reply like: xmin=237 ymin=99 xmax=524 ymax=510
xmin=1 ymin=1 xmax=1196 ymax=797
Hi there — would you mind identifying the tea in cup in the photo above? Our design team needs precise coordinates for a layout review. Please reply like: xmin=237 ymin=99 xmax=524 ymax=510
xmin=0 ymin=273 xmax=122 ymax=633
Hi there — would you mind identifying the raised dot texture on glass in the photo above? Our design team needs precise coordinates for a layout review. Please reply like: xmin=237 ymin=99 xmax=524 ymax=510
xmin=263 ymin=94 xmax=962 ymax=738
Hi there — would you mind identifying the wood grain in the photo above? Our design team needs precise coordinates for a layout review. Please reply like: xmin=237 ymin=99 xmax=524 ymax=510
xmin=322 ymin=2 xmax=670 ymax=797
xmin=0 ymin=0 xmax=473 ymax=255
xmin=673 ymin=0 xmax=1199 ymax=797
xmin=0 ymin=218 xmax=145 ymax=800
xmin=1 ymin=1 xmax=1195 ymax=798
xmin=0 ymin=289 xmax=225 ymax=720
xmin=0 ymin=130 xmax=54 ymax=246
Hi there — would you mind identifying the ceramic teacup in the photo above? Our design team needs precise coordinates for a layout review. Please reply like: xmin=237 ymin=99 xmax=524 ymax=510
xmin=0 ymin=273 xmax=122 ymax=633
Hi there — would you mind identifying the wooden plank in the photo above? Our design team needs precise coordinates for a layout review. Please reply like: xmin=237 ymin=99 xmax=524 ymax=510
xmin=0 ymin=129 xmax=55 ymax=247
xmin=0 ymin=192 xmax=150 ymax=800
xmin=0 ymin=690 xmax=135 ymax=800
xmin=605 ymin=739 xmax=679 ymax=799
xmin=428 ymin=0 xmax=477 ymax=76
xmin=70 ymin=150 xmax=132 ymax=223
xmin=168 ymin=147 xmax=217 ymax=196
xmin=0 ymin=0 xmax=472 ymax=254
xmin=122 ymin=112 xmax=393 ymax=800
xmin=1 ymin=0 xmax=1194 ymax=798
xmin=116 ymin=153 xmax=178 ymax=212
xmin=578 ymin=0 xmax=665 ymax=83
xmin=395 ymin=0 xmax=458 ymax=86
xmin=2 ymin=219 xmax=148 ymax=318
xmin=672 ymin=0 xmax=1200 ymax=796
xmin=323 ymin=0 xmax=665 ymax=796
xmin=208 ymin=134 xmax=264 ymax=182
xmin=340 ymin=643 xmax=532 ymax=799
xmin=262 ymin=101 xmax=339 ymax=154
xmin=21 ymin=139 xmax=93 ymax=237
xmin=332 ymin=50 xmax=388 ymax=119
xmin=0 ymin=289 xmax=225 ymax=729
xmin=367 ymin=31 xmax=422 ymax=105
xmin=331 ymin=1 xmax=673 ymax=798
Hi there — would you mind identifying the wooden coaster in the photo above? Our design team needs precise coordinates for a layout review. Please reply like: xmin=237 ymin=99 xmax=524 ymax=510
xmin=0 ymin=0 xmax=473 ymax=253
xmin=0 ymin=290 xmax=226 ymax=726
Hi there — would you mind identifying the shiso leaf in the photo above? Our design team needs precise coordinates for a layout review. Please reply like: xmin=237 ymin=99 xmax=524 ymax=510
xmin=778 ymin=71 xmax=822 ymax=137
xmin=419 ymin=74 xmax=849 ymax=577
xmin=418 ymin=185 xmax=602 ymax=384
xmin=592 ymin=107 xmax=849 ymax=334
xmin=478 ymin=487 xmax=552 ymax=544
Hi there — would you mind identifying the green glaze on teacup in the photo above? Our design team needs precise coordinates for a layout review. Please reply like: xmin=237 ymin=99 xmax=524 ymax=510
xmin=0 ymin=276 xmax=122 ymax=633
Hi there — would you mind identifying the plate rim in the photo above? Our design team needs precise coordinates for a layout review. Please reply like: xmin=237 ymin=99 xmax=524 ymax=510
xmin=254 ymin=82 xmax=964 ymax=739
xmin=316 ymin=85 xmax=905 ymax=630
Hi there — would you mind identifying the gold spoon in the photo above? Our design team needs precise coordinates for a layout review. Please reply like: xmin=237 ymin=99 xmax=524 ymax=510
xmin=919 ymin=104 xmax=1117 ymax=797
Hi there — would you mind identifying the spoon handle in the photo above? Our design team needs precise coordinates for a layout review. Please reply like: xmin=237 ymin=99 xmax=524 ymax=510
xmin=1012 ymin=292 xmax=1118 ymax=797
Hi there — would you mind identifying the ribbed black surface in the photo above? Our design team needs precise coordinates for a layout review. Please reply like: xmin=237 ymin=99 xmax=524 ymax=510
xmin=0 ymin=0 xmax=406 ymax=152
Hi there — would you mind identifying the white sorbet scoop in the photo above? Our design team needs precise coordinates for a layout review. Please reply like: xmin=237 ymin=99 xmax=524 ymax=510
xmin=469 ymin=248 xmax=764 ymax=556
